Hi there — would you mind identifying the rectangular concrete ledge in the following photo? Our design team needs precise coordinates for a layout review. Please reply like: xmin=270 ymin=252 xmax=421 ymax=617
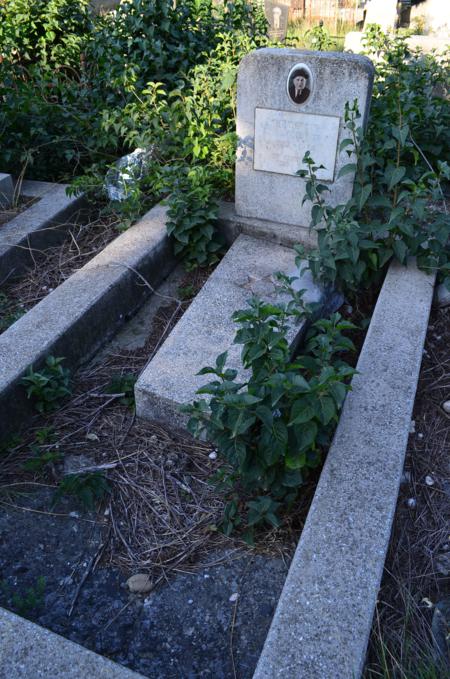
xmin=135 ymin=234 xmax=325 ymax=429
xmin=0 ymin=607 xmax=145 ymax=679
xmin=0 ymin=173 xmax=14 ymax=208
xmin=0 ymin=181 xmax=85 ymax=283
xmin=0 ymin=202 xmax=176 ymax=441
xmin=218 ymin=200 xmax=317 ymax=249
xmin=253 ymin=260 xmax=435 ymax=679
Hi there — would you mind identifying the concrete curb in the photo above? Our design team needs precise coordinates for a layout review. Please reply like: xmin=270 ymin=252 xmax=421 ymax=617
xmin=0 ymin=202 xmax=176 ymax=441
xmin=0 ymin=608 xmax=145 ymax=679
xmin=0 ymin=181 xmax=85 ymax=283
xmin=0 ymin=173 xmax=14 ymax=208
xmin=253 ymin=260 xmax=435 ymax=679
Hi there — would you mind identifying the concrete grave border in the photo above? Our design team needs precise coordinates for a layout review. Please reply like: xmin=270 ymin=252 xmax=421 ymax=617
xmin=0 ymin=173 xmax=14 ymax=208
xmin=0 ymin=202 xmax=176 ymax=441
xmin=253 ymin=259 xmax=435 ymax=679
xmin=0 ymin=608 xmax=146 ymax=679
xmin=0 ymin=178 xmax=86 ymax=283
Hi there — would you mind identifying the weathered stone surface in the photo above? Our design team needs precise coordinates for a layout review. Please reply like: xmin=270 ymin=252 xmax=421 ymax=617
xmin=435 ymin=281 xmax=450 ymax=308
xmin=20 ymin=179 xmax=59 ymax=198
xmin=126 ymin=574 xmax=153 ymax=594
xmin=344 ymin=31 xmax=450 ymax=55
xmin=0 ymin=173 xmax=14 ymax=208
xmin=235 ymin=48 xmax=374 ymax=229
xmin=363 ymin=0 xmax=398 ymax=31
xmin=0 ymin=203 xmax=176 ymax=441
xmin=0 ymin=183 xmax=85 ymax=282
xmin=135 ymin=234 xmax=326 ymax=429
xmin=217 ymin=200 xmax=316 ymax=249
xmin=0 ymin=608 xmax=145 ymax=679
xmin=253 ymin=260 xmax=435 ymax=679
xmin=264 ymin=0 xmax=291 ymax=42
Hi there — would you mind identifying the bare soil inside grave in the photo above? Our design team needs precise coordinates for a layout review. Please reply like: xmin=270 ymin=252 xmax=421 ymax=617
xmin=0 ymin=195 xmax=37 ymax=226
xmin=0 ymin=206 xmax=120 ymax=333
xmin=364 ymin=303 xmax=450 ymax=678
xmin=0 ymin=263 xmax=378 ymax=678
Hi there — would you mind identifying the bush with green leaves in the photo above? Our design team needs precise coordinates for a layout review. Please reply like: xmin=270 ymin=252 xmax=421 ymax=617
xmin=0 ymin=0 xmax=268 ymax=182
xmin=185 ymin=290 xmax=356 ymax=535
xmin=21 ymin=356 xmax=71 ymax=413
xmin=0 ymin=0 xmax=92 ymax=67
xmin=296 ymin=95 xmax=450 ymax=296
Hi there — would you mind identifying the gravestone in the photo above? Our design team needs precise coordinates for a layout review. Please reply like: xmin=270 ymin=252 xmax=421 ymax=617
xmin=264 ymin=0 xmax=291 ymax=42
xmin=363 ymin=0 xmax=399 ymax=32
xmin=234 ymin=49 xmax=374 ymax=231
xmin=135 ymin=49 xmax=374 ymax=428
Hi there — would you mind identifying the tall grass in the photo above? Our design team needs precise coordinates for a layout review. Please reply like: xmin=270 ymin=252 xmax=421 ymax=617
xmin=286 ymin=17 xmax=355 ymax=50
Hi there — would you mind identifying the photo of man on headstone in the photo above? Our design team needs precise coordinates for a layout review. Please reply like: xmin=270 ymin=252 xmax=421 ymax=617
xmin=288 ymin=67 xmax=311 ymax=104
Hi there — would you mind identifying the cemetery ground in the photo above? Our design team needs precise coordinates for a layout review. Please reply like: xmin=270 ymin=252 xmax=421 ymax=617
xmin=0 ymin=193 xmax=447 ymax=677
xmin=0 ymin=262 xmax=308 ymax=678
xmin=1 ymin=2 xmax=450 ymax=678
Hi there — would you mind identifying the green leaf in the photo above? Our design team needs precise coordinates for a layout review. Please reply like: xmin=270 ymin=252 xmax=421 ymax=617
xmin=289 ymin=401 xmax=315 ymax=426
xmin=393 ymin=239 xmax=408 ymax=263
xmin=338 ymin=163 xmax=357 ymax=179
xmin=386 ymin=166 xmax=406 ymax=191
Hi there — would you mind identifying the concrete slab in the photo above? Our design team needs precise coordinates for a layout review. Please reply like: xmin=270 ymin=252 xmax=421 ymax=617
xmin=135 ymin=234 xmax=325 ymax=429
xmin=0 ymin=607 xmax=145 ymax=679
xmin=0 ymin=173 xmax=14 ymax=208
xmin=0 ymin=203 xmax=176 ymax=441
xmin=253 ymin=260 xmax=435 ymax=679
xmin=0 ymin=183 xmax=85 ymax=283
xmin=19 ymin=179 xmax=59 ymax=198
xmin=218 ymin=200 xmax=317 ymax=249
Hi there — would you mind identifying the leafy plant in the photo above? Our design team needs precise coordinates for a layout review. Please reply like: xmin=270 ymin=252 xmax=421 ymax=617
xmin=21 ymin=356 xmax=71 ymax=413
xmin=296 ymin=97 xmax=450 ymax=296
xmin=104 ymin=373 xmax=137 ymax=408
xmin=1 ymin=576 xmax=46 ymax=617
xmin=52 ymin=472 xmax=110 ymax=511
xmin=164 ymin=165 xmax=223 ymax=269
xmin=0 ymin=293 xmax=26 ymax=332
xmin=23 ymin=445 xmax=61 ymax=473
xmin=185 ymin=290 xmax=356 ymax=535
xmin=305 ymin=22 xmax=335 ymax=51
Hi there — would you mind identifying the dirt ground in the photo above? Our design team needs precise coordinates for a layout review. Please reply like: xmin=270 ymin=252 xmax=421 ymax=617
xmin=364 ymin=302 xmax=450 ymax=678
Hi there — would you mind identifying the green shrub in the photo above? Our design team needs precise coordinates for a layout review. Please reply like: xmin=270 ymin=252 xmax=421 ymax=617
xmin=0 ymin=0 xmax=92 ymax=67
xmin=21 ymin=356 xmax=71 ymax=413
xmin=185 ymin=289 xmax=356 ymax=535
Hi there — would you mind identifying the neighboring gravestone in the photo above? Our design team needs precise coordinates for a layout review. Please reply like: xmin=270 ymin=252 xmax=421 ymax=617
xmin=235 ymin=49 xmax=374 ymax=230
xmin=363 ymin=0 xmax=399 ymax=32
xmin=264 ymin=0 xmax=291 ymax=41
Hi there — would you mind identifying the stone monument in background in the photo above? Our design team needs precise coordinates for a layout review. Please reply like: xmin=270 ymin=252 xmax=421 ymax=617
xmin=264 ymin=0 xmax=292 ymax=41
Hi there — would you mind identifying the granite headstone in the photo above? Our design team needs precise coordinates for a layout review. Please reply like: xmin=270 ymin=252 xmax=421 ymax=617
xmin=235 ymin=49 xmax=375 ymax=230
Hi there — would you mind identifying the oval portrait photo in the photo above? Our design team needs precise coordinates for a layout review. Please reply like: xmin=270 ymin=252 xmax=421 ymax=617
xmin=287 ymin=64 xmax=313 ymax=105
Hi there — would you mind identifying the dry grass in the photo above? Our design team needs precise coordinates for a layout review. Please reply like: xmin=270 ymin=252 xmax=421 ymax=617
xmin=0 ymin=207 xmax=120 ymax=329
xmin=364 ymin=304 xmax=450 ymax=678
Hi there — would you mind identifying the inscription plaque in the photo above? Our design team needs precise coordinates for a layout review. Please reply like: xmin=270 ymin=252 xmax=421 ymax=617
xmin=253 ymin=107 xmax=340 ymax=181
